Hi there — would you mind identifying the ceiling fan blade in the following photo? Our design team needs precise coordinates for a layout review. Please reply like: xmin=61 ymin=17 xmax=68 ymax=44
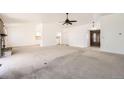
xmin=69 ymin=20 xmax=77 ymax=22
xmin=69 ymin=22 xmax=72 ymax=25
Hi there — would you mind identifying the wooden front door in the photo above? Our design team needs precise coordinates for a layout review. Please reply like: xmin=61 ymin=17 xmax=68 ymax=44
xmin=90 ymin=30 xmax=100 ymax=47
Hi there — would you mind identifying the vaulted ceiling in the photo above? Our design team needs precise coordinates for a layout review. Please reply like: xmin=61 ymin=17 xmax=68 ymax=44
xmin=0 ymin=13 xmax=110 ymax=25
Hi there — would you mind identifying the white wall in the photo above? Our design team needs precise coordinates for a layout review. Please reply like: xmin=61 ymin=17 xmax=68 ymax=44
xmin=6 ymin=23 xmax=42 ymax=47
xmin=5 ymin=22 xmax=62 ymax=47
xmin=62 ymin=25 xmax=89 ymax=48
xmin=42 ymin=23 xmax=62 ymax=46
xmin=101 ymin=14 xmax=124 ymax=54
xmin=61 ymin=14 xmax=101 ymax=48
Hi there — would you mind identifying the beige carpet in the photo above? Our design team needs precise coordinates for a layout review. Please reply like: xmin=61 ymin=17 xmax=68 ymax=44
xmin=0 ymin=45 xmax=124 ymax=79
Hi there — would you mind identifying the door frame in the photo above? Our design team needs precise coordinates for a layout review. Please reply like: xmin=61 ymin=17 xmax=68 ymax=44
xmin=89 ymin=30 xmax=100 ymax=47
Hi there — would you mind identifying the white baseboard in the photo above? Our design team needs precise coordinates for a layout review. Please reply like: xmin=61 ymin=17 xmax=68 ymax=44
xmin=100 ymin=49 xmax=124 ymax=55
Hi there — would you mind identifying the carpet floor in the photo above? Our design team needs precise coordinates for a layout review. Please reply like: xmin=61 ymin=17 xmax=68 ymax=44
xmin=0 ymin=45 xmax=124 ymax=79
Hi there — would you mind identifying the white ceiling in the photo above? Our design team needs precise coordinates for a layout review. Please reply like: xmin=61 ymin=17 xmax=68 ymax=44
xmin=0 ymin=13 xmax=110 ymax=25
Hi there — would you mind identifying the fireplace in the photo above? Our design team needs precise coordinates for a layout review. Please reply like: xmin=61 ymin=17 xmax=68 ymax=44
xmin=0 ymin=19 xmax=12 ymax=57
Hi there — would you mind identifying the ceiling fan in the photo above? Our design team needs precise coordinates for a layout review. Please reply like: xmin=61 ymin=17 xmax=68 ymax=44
xmin=61 ymin=13 xmax=77 ymax=25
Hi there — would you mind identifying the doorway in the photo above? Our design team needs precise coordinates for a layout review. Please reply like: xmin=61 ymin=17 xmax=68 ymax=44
xmin=90 ymin=30 xmax=100 ymax=47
